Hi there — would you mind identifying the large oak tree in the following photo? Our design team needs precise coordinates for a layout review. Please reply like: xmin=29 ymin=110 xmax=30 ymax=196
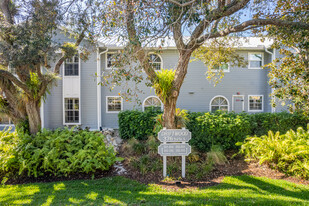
xmin=102 ymin=0 xmax=309 ymax=129
xmin=0 ymin=0 xmax=98 ymax=134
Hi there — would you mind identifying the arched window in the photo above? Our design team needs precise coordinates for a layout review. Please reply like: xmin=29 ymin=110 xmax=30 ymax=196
xmin=149 ymin=54 xmax=162 ymax=71
xmin=210 ymin=96 xmax=229 ymax=112
xmin=143 ymin=96 xmax=163 ymax=112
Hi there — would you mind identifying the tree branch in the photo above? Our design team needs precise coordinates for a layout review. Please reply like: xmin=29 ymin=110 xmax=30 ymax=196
xmin=187 ymin=0 xmax=250 ymax=49
xmin=53 ymin=26 xmax=87 ymax=74
xmin=0 ymin=70 xmax=31 ymax=95
xmin=0 ymin=0 xmax=14 ymax=24
xmin=167 ymin=0 xmax=196 ymax=7
xmin=195 ymin=18 xmax=309 ymax=47
xmin=125 ymin=0 xmax=157 ymax=82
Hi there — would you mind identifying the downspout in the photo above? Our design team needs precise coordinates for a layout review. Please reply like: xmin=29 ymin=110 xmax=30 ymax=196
xmin=97 ymin=47 xmax=108 ymax=130
xmin=264 ymin=47 xmax=275 ymax=113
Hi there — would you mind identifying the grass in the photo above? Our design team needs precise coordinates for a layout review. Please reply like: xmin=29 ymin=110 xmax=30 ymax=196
xmin=0 ymin=175 xmax=308 ymax=205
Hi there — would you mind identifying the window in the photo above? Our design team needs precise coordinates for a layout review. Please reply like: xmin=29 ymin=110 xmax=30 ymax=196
xmin=64 ymin=98 xmax=80 ymax=123
xmin=149 ymin=54 xmax=162 ymax=71
xmin=64 ymin=55 xmax=79 ymax=76
xmin=248 ymin=53 xmax=263 ymax=69
xmin=143 ymin=96 xmax=163 ymax=112
xmin=106 ymin=53 xmax=117 ymax=69
xmin=210 ymin=96 xmax=229 ymax=112
xmin=106 ymin=96 xmax=122 ymax=113
xmin=0 ymin=114 xmax=12 ymax=125
xmin=212 ymin=63 xmax=230 ymax=72
xmin=248 ymin=95 xmax=263 ymax=112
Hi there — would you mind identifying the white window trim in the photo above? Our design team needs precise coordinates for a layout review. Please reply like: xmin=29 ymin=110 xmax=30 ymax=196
xmin=248 ymin=95 xmax=264 ymax=112
xmin=148 ymin=52 xmax=163 ymax=71
xmin=211 ymin=63 xmax=230 ymax=73
xmin=105 ymin=52 xmax=117 ymax=70
xmin=248 ymin=52 xmax=264 ymax=70
xmin=142 ymin=96 xmax=163 ymax=112
xmin=63 ymin=54 xmax=80 ymax=76
xmin=63 ymin=98 xmax=81 ymax=125
xmin=106 ymin=96 xmax=123 ymax=113
xmin=209 ymin=95 xmax=230 ymax=112
xmin=232 ymin=95 xmax=245 ymax=112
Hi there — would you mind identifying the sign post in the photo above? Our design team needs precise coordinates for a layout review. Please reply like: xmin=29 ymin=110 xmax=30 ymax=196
xmin=158 ymin=128 xmax=191 ymax=178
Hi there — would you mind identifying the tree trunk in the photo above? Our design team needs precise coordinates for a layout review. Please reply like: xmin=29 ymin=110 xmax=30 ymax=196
xmin=162 ymin=96 xmax=178 ymax=129
xmin=25 ymin=99 xmax=41 ymax=134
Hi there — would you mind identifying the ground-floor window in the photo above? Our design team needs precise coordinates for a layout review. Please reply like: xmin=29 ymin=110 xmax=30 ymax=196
xmin=248 ymin=95 xmax=263 ymax=112
xmin=143 ymin=96 xmax=163 ymax=112
xmin=64 ymin=98 xmax=80 ymax=123
xmin=210 ymin=96 xmax=229 ymax=112
xmin=106 ymin=96 xmax=122 ymax=113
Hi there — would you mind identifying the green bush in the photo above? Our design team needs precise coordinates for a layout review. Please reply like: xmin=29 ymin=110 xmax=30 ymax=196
xmin=118 ymin=110 xmax=160 ymax=140
xmin=239 ymin=125 xmax=309 ymax=179
xmin=0 ymin=127 xmax=119 ymax=178
xmin=118 ymin=110 xmax=308 ymax=152
xmin=248 ymin=112 xmax=308 ymax=136
xmin=187 ymin=111 xmax=252 ymax=151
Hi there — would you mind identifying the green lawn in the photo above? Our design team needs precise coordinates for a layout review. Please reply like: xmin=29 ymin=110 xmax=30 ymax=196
xmin=0 ymin=175 xmax=308 ymax=205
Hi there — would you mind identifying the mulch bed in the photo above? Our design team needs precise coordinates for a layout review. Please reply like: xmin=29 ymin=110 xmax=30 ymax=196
xmin=119 ymin=149 xmax=309 ymax=190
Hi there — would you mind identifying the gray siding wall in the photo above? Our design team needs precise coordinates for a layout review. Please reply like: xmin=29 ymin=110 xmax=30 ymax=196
xmin=44 ymin=32 xmax=98 ymax=130
xmin=100 ymin=49 xmax=275 ymax=128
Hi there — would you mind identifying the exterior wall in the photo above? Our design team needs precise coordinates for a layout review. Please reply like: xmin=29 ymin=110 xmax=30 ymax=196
xmin=100 ymin=49 xmax=276 ymax=128
xmin=43 ymin=32 xmax=98 ymax=130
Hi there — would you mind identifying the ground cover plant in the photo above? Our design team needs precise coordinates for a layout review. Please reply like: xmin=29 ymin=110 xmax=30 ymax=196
xmin=0 ymin=127 xmax=119 ymax=181
xmin=0 ymin=175 xmax=308 ymax=205
xmin=239 ymin=125 xmax=309 ymax=180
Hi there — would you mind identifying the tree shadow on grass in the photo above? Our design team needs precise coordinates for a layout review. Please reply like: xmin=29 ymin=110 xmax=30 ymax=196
xmin=0 ymin=175 xmax=308 ymax=206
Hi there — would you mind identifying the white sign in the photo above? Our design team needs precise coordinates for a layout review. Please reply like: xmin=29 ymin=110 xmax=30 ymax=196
xmin=158 ymin=129 xmax=191 ymax=142
xmin=158 ymin=128 xmax=192 ymax=178
xmin=158 ymin=143 xmax=191 ymax=156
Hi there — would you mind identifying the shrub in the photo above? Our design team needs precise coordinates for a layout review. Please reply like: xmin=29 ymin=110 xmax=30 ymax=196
xmin=248 ymin=112 xmax=308 ymax=136
xmin=118 ymin=110 xmax=160 ymax=140
xmin=0 ymin=127 xmax=119 ymax=178
xmin=239 ymin=125 xmax=309 ymax=179
xmin=187 ymin=111 xmax=251 ymax=152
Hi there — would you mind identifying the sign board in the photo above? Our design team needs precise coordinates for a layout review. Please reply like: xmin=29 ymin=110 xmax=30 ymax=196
xmin=158 ymin=129 xmax=191 ymax=142
xmin=158 ymin=143 xmax=191 ymax=156
xmin=157 ymin=128 xmax=192 ymax=178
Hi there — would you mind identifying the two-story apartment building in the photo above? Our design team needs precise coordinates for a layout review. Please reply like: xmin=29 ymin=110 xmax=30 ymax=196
xmin=0 ymin=35 xmax=287 ymax=130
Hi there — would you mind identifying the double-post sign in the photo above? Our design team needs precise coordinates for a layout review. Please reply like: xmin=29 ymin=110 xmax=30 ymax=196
xmin=158 ymin=128 xmax=191 ymax=178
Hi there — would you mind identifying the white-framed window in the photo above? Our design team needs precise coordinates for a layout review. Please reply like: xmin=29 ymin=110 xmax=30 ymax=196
xmin=64 ymin=98 xmax=80 ymax=124
xmin=248 ymin=95 xmax=264 ymax=112
xmin=211 ymin=63 xmax=230 ymax=72
xmin=106 ymin=53 xmax=117 ymax=70
xmin=248 ymin=52 xmax=264 ymax=69
xmin=106 ymin=96 xmax=122 ymax=113
xmin=142 ymin=96 xmax=163 ymax=112
xmin=0 ymin=114 xmax=12 ymax=125
xmin=64 ymin=55 xmax=79 ymax=76
xmin=210 ymin=95 xmax=229 ymax=112
xmin=148 ymin=53 xmax=162 ymax=71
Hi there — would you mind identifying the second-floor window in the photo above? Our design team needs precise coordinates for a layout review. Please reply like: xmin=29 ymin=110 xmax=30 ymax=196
xmin=64 ymin=55 xmax=79 ymax=76
xmin=106 ymin=53 xmax=117 ymax=69
xmin=248 ymin=53 xmax=263 ymax=69
xmin=212 ymin=63 xmax=230 ymax=72
xmin=0 ymin=114 xmax=12 ymax=125
xmin=149 ymin=54 xmax=162 ymax=71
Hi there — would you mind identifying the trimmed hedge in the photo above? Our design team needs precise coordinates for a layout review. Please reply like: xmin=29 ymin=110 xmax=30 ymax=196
xmin=118 ymin=110 xmax=309 ymax=152
xmin=187 ymin=112 xmax=251 ymax=151
xmin=118 ymin=110 xmax=160 ymax=140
